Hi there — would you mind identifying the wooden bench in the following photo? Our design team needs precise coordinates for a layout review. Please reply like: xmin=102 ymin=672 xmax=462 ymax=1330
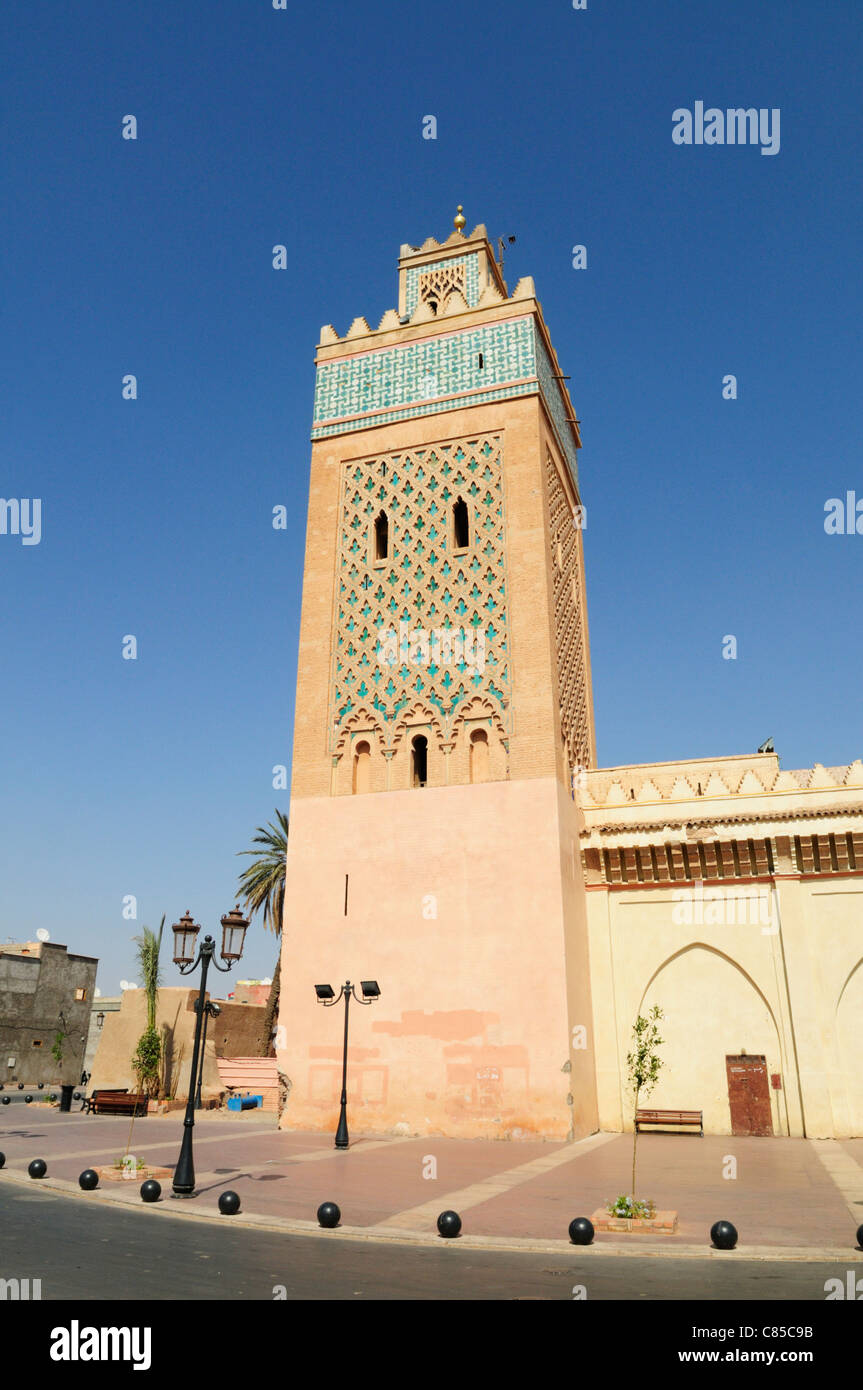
xmin=636 ymin=1108 xmax=703 ymax=1136
xmin=86 ymin=1089 xmax=149 ymax=1117
xmin=82 ymin=1088 xmax=126 ymax=1112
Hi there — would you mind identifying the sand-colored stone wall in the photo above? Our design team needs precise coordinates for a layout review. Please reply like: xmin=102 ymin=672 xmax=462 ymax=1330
xmin=89 ymin=988 xmax=268 ymax=1102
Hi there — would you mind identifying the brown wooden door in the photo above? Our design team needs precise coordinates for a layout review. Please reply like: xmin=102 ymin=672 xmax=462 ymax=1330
xmin=726 ymin=1054 xmax=773 ymax=1136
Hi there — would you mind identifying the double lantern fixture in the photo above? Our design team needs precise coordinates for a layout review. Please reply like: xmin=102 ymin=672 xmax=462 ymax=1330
xmin=169 ymin=906 xmax=249 ymax=1198
xmin=171 ymin=907 xmax=249 ymax=971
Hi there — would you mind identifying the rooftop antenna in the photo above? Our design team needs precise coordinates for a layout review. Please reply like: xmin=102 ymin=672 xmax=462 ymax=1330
xmin=496 ymin=234 xmax=516 ymax=277
xmin=757 ymin=737 xmax=775 ymax=754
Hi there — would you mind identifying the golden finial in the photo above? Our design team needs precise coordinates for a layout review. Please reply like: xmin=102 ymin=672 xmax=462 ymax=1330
xmin=454 ymin=205 xmax=466 ymax=232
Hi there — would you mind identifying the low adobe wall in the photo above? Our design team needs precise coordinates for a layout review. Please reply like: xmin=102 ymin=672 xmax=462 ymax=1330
xmin=89 ymin=988 xmax=267 ymax=1102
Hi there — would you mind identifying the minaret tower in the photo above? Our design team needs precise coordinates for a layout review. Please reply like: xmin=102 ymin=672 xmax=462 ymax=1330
xmin=277 ymin=210 xmax=598 ymax=1140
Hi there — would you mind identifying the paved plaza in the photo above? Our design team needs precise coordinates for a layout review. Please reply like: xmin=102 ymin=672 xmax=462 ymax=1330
xmin=1 ymin=1107 xmax=861 ymax=1258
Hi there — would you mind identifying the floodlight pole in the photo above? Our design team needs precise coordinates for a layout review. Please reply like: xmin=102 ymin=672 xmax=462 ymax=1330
xmin=319 ymin=981 xmax=378 ymax=1151
xmin=335 ymin=984 xmax=352 ymax=1149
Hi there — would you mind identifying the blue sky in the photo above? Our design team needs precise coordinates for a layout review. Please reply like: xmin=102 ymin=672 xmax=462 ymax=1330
xmin=1 ymin=0 xmax=860 ymax=992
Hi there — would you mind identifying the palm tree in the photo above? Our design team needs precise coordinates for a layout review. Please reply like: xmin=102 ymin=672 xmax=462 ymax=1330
xmin=237 ymin=809 xmax=288 ymax=1056
xmin=132 ymin=915 xmax=165 ymax=1098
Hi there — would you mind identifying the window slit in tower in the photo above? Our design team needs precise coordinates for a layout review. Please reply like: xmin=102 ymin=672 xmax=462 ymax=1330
xmin=697 ymin=841 xmax=708 ymax=878
xmin=374 ymin=510 xmax=389 ymax=561
xmin=847 ymin=833 xmax=857 ymax=870
xmin=793 ymin=836 xmax=803 ymax=872
xmin=411 ymin=734 xmax=428 ymax=788
xmin=828 ymin=835 xmax=839 ymax=872
xmin=765 ymin=838 xmax=775 ymax=874
xmin=453 ymin=497 xmax=469 ymax=550
xmin=664 ymin=844 xmax=676 ymax=879
xmin=731 ymin=841 xmax=741 ymax=876
xmin=811 ymin=837 xmax=821 ymax=872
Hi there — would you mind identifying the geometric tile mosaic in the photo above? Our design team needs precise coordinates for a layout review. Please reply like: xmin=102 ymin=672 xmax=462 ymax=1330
xmin=329 ymin=433 xmax=511 ymax=752
xmin=405 ymin=254 xmax=480 ymax=315
xmin=546 ymin=449 xmax=592 ymax=775
xmin=313 ymin=319 xmax=579 ymax=489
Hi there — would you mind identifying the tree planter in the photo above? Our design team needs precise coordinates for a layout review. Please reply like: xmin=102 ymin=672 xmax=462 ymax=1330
xmin=96 ymin=1165 xmax=172 ymax=1184
xmin=591 ymin=1207 xmax=678 ymax=1235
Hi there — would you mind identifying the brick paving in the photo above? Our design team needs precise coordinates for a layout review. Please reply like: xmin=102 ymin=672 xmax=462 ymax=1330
xmin=0 ymin=1106 xmax=860 ymax=1250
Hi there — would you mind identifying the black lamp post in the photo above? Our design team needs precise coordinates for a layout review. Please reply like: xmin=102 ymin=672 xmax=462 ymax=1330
xmin=171 ymin=908 xmax=248 ymax=1196
xmin=315 ymin=979 xmax=380 ymax=1149
xmin=194 ymin=1001 xmax=221 ymax=1111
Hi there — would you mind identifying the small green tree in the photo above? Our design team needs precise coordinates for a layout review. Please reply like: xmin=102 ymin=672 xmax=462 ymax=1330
xmin=626 ymin=1005 xmax=665 ymax=1201
xmin=131 ymin=916 xmax=165 ymax=1097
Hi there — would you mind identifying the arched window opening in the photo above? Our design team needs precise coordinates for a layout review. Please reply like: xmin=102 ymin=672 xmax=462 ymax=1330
xmin=352 ymin=740 xmax=371 ymax=795
xmin=374 ymin=510 xmax=389 ymax=561
xmin=470 ymin=728 xmax=489 ymax=784
xmin=411 ymin=734 xmax=428 ymax=788
xmin=453 ymin=496 xmax=469 ymax=550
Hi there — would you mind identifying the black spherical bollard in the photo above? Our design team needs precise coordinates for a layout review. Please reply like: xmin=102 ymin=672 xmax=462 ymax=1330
xmin=856 ymin=1224 xmax=863 ymax=1251
xmin=73 ymin=1092 xmax=82 ymax=1101
xmin=317 ymin=1201 xmax=341 ymax=1229
xmin=1 ymin=1096 xmax=9 ymax=1105
xmin=17 ymin=1083 xmax=23 ymax=1090
xmin=140 ymin=1179 xmax=161 ymax=1203
xmin=28 ymin=1159 xmax=47 ymax=1180
xmin=218 ymin=1190 xmax=241 ymax=1216
xmin=710 ymin=1220 xmax=738 ymax=1250
xmin=568 ymin=1216 xmax=595 ymax=1246
xmin=79 ymin=1169 xmax=99 ymax=1191
xmin=437 ymin=1209 xmax=462 ymax=1239
xmin=49 ymin=1093 xmax=57 ymax=1102
xmin=0 ymin=1153 xmax=5 ymax=1169
xmin=37 ymin=1082 xmax=44 ymax=1090
xmin=24 ymin=1095 xmax=33 ymax=1104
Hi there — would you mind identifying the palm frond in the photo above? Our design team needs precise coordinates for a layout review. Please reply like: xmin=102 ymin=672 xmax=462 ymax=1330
xmin=236 ymin=809 xmax=288 ymax=936
xmin=133 ymin=914 xmax=165 ymax=1031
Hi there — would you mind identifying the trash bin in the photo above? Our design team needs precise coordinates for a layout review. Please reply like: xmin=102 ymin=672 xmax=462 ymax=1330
xmin=59 ymin=1084 xmax=74 ymax=1113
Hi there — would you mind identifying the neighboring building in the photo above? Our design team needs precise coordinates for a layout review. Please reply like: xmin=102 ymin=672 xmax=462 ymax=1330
xmin=0 ymin=941 xmax=98 ymax=1087
xmin=89 ymin=987 xmax=268 ymax=1103
xmin=581 ymin=755 xmax=863 ymax=1139
xmin=228 ymin=980 xmax=272 ymax=1008
xmin=275 ymin=210 xmax=863 ymax=1141
xmin=82 ymin=996 xmax=122 ymax=1077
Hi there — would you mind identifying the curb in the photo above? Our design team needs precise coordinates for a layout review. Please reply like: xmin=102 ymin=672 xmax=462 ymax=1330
xmin=1 ymin=1169 xmax=861 ymax=1262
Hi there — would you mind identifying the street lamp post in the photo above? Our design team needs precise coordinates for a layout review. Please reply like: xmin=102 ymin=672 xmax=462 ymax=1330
xmin=171 ymin=908 xmax=248 ymax=1196
xmin=194 ymin=1001 xmax=221 ymax=1111
xmin=315 ymin=979 xmax=380 ymax=1149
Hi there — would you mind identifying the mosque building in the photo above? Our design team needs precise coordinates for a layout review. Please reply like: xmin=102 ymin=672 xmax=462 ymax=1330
xmin=275 ymin=210 xmax=862 ymax=1141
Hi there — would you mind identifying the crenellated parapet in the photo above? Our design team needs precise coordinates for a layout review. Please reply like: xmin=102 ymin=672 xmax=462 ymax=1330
xmin=312 ymin=217 xmax=582 ymax=488
xmin=578 ymin=753 xmax=863 ymax=886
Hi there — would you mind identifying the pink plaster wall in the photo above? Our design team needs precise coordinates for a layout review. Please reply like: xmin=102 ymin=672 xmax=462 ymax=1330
xmin=276 ymin=776 xmax=599 ymax=1140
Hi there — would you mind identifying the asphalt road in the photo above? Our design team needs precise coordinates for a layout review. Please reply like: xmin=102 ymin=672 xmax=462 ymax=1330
xmin=0 ymin=1185 xmax=852 ymax=1302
